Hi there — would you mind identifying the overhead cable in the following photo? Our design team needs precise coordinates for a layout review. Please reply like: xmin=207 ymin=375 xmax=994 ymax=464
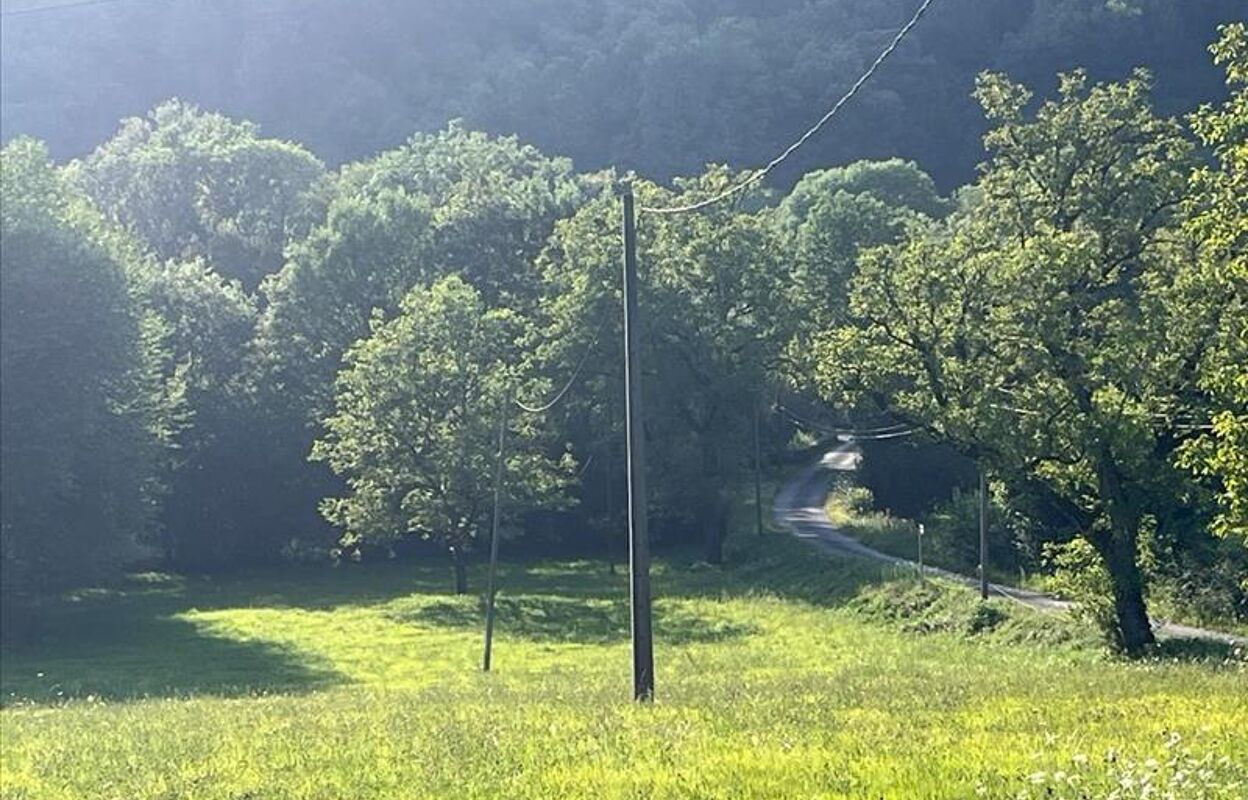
xmin=777 ymin=403 xmax=916 ymax=440
xmin=514 ymin=320 xmax=607 ymax=415
xmin=2 ymin=0 xmax=138 ymax=17
xmin=846 ymin=428 xmax=915 ymax=441
xmin=639 ymin=0 xmax=937 ymax=216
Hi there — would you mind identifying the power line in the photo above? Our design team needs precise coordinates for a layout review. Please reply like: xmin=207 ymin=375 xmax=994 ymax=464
xmin=640 ymin=0 xmax=937 ymax=216
xmin=513 ymin=359 xmax=586 ymax=414
xmin=768 ymin=401 xmax=898 ymax=434
xmin=1 ymin=0 xmax=142 ymax=17
xmin=848 ymin=428 xmax=916 ymax=441
xmin=834 ymin=421 xmax=910 ymax=435
xmin=513 ymin=321 xmax=606 ymax=415
xmin=777 ymin=403 xmax=850 ymax=435
xmin=776 ymin=403 xmax=912 ymax=439
xmin=573 ymin=451 xmax=597 ymax=481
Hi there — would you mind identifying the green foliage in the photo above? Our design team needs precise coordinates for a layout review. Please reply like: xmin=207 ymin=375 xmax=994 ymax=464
xmin=312 ymin=277 xmax=571 ymax=591
xmin=848 ymin=573 xmax=1093 ymax=647
xmin=774 ymin=158 xmax=951 ymax=224
xmin=0 ymin=139 xmax=178 ymax=612
xmin=771 ymin=160 xmax=946 ymax=375
xmin=74 ymin=100 xmax=326 ymax=290
xmin=919 ymin=485 xmax=1022 ymax=576
xmin=1146 ymin=539 xmax=1248 ymax=636
xmin=1180 ymin=24 xmax=1248 ymax=546
xmin=135 ymin=260 xmax=277 ymax=567
xmin=826 ymin=483 xmax=876 ymax=519
xmin=1045 ymin=537 xmax=1119 ymax=636
xmin=258 ymin=123 xmax=590 ymax=416
xmin=817 ymin=68 xmax=1210 ymax=653
xmin=243 ymin=125 xmax=592 ymax=566
xmin=4 ymin=0 xmax=1241 ymax=193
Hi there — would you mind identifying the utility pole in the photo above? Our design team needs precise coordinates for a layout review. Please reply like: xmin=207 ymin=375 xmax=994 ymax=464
xmin=917 ymin=523 xmax=925 ymax=582
xmin=621 ymin=185 xmax=655 ymax=702
xmin=979 ymin=468 xmax=989 ymax=601
xmin=481 ymin=395 xmax=508 ymax=672
xmin=605 ymin=390 xmax=617 ymax=575
xmin=753 ymin=397 xmax=763 ymax=537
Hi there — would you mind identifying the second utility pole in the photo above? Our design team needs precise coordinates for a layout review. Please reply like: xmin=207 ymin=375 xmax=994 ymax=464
xmin=753 ymin=398 xmax=763 ymax=537
xmin=621 ymin=185 xmax=655 ymax=702
xmin=979 ymin=468 xmax=989 ymax=600
xmin=481 ymin=394 xmax=508 ymax=672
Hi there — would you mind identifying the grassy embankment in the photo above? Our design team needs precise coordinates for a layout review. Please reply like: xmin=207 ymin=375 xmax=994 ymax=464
xmin=823 ymin=481 xmax=1248 ymax=639
xmin=2 ymin=525 xmax=1245 ymax=799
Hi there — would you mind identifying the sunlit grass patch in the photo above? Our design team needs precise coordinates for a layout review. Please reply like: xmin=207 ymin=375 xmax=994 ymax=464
xmin=2 ymin=534 xmax=1245 ymax=799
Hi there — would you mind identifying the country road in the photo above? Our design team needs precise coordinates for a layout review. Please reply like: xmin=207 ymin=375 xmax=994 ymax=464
xmin=773 ymin=446 xmax=1247 ymax=647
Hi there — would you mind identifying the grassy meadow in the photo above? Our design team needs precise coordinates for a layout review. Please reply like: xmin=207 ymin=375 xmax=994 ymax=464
xmin=2 ymin=532 xmax=1246 ymax=800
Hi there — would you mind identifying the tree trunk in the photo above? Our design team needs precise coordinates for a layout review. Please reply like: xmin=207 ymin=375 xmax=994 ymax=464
xmin=1093 ymin=529 xmax=1155 ymax=655
xmin=451 ymin=547 xmax=468 ymax=595
xmin=704 ymin=519 xmax=723 ymax=564
xmin=700 ymin=436 xmax=726 ymax=565
xmin=703 ymin=495 xmax=727 ymax=565
xmin=1089 ymin=452 xmax=1155 ymax=655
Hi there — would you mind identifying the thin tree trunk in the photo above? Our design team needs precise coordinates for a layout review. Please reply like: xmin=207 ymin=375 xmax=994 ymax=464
xmin=604 ymin=446 xmax=616 ymax=575
xmin=451 ymin=546 xmax=468 ymax=595
xmin=704 ymin=519 xmax=723 ymax=564
xmin=701 ymin=436 xmax=725 ymax=564
xmin=703 ymin=494 xmax=727 ymax=565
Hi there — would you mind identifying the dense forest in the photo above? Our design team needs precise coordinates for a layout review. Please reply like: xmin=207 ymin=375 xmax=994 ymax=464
xmin=2 ymin=0 xmax=1244 ymax=189
xmin=1 ymin=0 xmax=1246 ymax=657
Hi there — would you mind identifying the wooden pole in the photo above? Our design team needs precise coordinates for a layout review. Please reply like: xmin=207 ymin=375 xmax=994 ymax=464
xmin=621 ymin=185 xmax=655 ymax=702
xmin=481 ymin=394 xmax=508 ymax=672
xmin=979 ymin=468 xmax=989 ymax=601
xmin=917 ymin=523 xmax=924 ymax=581
xmin=605 ymin=390 xmax=617 ymax=575
xmin=753 ymin=397 xmax=764 ymax=537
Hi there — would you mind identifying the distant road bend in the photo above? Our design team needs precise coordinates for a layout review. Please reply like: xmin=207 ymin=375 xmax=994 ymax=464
xmin=774 ymin=445 xmax=1247 ymax=648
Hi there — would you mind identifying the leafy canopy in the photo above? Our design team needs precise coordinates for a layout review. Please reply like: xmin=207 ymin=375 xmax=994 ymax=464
xmin=312 ymin=276 xmax=571 ymax=587
xmin=815 ymin=68 xmax=1206 ymax=651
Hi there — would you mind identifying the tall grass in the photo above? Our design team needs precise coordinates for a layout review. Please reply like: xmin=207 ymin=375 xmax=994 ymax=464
xmin=2 ymin=533 xmax=1244 ymax=799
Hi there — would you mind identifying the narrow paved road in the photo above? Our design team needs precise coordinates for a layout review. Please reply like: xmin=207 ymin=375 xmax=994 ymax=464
xmin=774 ymin=446 xmax=1246 ymax=647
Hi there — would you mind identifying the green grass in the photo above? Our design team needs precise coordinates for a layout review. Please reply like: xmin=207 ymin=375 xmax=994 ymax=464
xmin=821 ymin=486 xmax=1027 ymax=584
xmin=824 ymin=485 xmax=1248 ymax=638
xmin=2 ymin=533 xmax=1246 ymax=799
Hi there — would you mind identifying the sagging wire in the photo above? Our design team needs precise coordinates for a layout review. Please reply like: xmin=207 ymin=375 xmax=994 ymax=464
xmin=639 ymin=0 xmax=938 ymax=216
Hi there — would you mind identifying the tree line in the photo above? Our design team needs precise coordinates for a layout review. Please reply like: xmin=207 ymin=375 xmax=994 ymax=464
xmin=3 ymin=0 xmax=1243 ymax=192
xmin=2 ymin=24 xmax=1245 ymax=654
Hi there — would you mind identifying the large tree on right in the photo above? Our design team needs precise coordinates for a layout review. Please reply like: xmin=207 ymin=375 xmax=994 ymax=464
xmin=1182 ymin=24 xmax=1248 ymax=546
xmin=816 ymin=68 xmax=1213 ymax=654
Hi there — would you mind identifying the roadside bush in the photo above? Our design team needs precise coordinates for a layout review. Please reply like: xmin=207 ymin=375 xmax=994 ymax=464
xmin=919 ymin=484 xmax=1033 ymax=577
xmin=1044 ymin=538 xmax=1118 ymax=639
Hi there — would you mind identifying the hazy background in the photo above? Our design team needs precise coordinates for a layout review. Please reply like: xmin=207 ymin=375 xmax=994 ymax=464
xmin=2 ymin=0 xmax=1241 ymax=189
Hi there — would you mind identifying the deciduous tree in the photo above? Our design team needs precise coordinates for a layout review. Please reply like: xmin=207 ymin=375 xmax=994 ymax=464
xmin=816 ymin=70 xmax=1207 ymax=653
xmin=74 ymin=100 xmax=325 ymax=291
xmin=1 ymin=139 xmax=178 ymax=623
xmin=312 ymin=277 xmax=570 ymax=592
xmin=1181 ymin=24 xmax=1248 ymax=546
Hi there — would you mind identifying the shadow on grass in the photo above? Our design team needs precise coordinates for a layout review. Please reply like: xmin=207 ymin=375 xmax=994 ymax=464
xmin=1 ymin=610 xmax=341 ymax=707
xmin=21 ymin=496 xmax=1218 ymax=709
xmin=396 ymin=594 xmax=755 ymax=646
xmin=1146 ymin=637 xmax=1243 ymax=664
